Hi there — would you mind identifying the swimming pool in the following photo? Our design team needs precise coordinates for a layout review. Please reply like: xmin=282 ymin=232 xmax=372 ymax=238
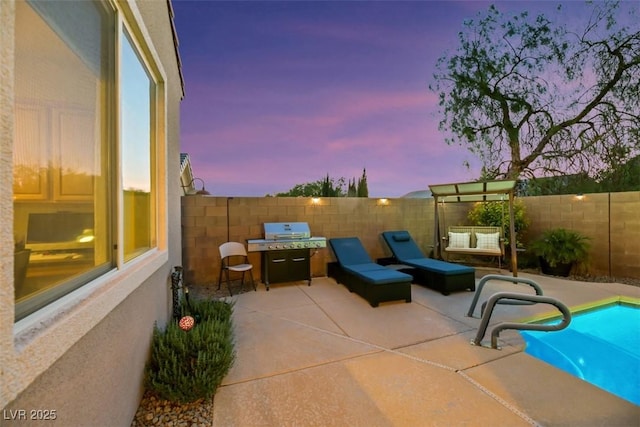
xmin=520 ymin=301 xmax=640 ymax=406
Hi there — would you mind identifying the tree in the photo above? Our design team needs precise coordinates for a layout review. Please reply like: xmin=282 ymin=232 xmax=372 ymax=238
xmin=467 ymin=199 xmax=529 ymax=246
xmin=347 ymin=178 xmax=357 ymax=197
xmin=596 ymin=153 xmax=640 ymax=192
xmin=431 ymin=1 xmax=640 ymax=181
xmin=356 ymin=168 xmax=369 ymax=197
xmin=274 ymin=175 xmax=345 ymax=197
xmin=321 ymin=174 xmax=342 ymax=197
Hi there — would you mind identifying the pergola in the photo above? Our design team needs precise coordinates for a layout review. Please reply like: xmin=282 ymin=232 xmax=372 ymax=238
xmin=428 ymin=179 xmax=518 ymax=276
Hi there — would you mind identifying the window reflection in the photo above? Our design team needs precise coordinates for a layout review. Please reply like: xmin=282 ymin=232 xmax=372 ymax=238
xmin=121 ymin=30 xmax=155 ymax=261
xmin=13 ymin=0 xmax=112 ymax=319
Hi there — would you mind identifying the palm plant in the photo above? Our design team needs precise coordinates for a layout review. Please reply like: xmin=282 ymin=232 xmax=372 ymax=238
xmin=529 ymin=228 xmax=591 ymax=275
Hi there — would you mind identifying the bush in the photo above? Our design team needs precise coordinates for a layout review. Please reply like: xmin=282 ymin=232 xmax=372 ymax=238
xmin=145 ymin=300 xmax=235 ymax=404
xmin=467 ymin=199 xmax=529 ymax=247
xmin=529 ymin=228 xmax=591 ymax=268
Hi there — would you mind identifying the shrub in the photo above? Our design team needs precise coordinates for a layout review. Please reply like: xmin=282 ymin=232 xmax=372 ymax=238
xmin=529 ymin=228 xmax=591 ymax=268
xmin=145 ymin=300 xmax=235 ymax=404
xmin=467 ymin=199 xmax=529 ymax=247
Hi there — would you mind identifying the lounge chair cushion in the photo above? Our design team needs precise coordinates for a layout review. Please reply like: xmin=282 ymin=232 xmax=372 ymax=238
xmin=381 ymin=230 xmax=475 ymax=295
xmin=328 ymin=237 xmax=413 ymax=306
xmin=330 ymin=237 xmax=373 ymax=266
xmin=403 ymin=257 xmax=474 ymax=276
xmin=344 ymin=265 xmax=412 ymax=285
xmin=381 ymin=231 xmax=424 ymax=261
xmin=345 ymin=263 xmax=390 ymax=273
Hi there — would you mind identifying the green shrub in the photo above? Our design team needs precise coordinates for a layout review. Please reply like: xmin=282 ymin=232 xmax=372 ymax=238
xmin=189 ymin=298 xmax=233 ymax=323
xmin=529 ymin=228 xmax=591 ymax=267
xmin=467 ymin=199 xmax=529 ymax=247
xmin=145 ymin=300 xmax=235 ymax=404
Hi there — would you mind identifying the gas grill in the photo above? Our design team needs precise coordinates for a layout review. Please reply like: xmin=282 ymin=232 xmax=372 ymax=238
xmin=247 ymin=222 xmax=326 ymax=290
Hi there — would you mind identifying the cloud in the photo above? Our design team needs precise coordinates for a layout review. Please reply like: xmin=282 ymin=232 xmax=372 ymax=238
xmin=184 ymin=86 xmax=477 ymax=198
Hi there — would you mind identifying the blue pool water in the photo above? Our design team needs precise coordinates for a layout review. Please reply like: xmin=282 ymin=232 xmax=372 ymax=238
xmin=520 ymin=304 xmax=640 ymax=405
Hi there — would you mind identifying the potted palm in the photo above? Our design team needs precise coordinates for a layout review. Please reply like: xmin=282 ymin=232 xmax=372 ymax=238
xmin=529 ymin=228 xmax=591 ymax=276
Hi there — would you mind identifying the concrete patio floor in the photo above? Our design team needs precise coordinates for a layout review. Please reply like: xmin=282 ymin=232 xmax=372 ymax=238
xmin=212 ymin=272 xmax=640 ymax=426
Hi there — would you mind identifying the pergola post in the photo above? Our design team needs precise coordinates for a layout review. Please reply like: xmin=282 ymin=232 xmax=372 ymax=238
xmin=509 ymin=191 xmax=518 ymax=277
xmin=433 ymin=196 xmax=440 ymax=259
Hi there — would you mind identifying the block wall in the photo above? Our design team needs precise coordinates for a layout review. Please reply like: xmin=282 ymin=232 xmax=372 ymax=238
xmin=520 ymin=192 xmax=640 ymax=278
xmin=181 ymin=192 xmax=640 ymax=285
xmin=181 ymin=196 xmax=437 ymax=285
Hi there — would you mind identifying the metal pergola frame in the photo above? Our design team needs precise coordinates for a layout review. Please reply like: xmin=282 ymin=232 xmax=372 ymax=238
xmin=428 ymin=179 xmax=518 ymax=276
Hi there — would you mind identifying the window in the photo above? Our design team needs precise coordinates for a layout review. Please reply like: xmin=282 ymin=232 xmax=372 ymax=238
xmin=121 ymin=30 xmax=156 ymax=261
xmin=13 ymin=0 xmax=159 ymax=320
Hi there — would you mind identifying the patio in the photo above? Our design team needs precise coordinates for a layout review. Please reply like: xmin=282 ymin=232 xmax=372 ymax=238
xmin=210 ymin=272 xmax=640 ymax=426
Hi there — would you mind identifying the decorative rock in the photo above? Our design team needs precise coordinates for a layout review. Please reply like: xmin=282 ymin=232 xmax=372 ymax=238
xmin=179 ymin=315 xmax=195 ymax=331
xmin=130 ymin=391 xmax=215 ymax=427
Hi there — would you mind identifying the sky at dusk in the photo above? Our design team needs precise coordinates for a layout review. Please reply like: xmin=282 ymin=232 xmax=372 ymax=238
xmin=172 ymin=1 xmax=601 ymax=197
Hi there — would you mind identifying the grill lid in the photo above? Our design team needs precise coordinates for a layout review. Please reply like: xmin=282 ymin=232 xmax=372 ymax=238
xmin=264 ymin=222 xmax=311 ymax=240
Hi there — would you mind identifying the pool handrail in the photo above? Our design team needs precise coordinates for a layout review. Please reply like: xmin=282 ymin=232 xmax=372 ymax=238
xmin=471 ymin=292 xmax=572 ymax=349
xmin=467 ymin=274 xmax=544 ymax=318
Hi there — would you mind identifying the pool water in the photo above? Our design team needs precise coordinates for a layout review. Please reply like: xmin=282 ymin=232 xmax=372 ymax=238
xmin=520 ymin=304 xmax=640 ymax=405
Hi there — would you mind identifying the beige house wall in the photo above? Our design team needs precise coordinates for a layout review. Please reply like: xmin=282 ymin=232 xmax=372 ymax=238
xmin=182 ymin=192 xmax=639 ymax=286
xmin=1 ymin=1 xmax=183 ymax=425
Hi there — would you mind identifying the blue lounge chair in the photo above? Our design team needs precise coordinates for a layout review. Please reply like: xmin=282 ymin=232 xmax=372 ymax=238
xmin=381 ymin=230 xmax=475 ymax=295
xmin=328 ymin=237 xmax=412 ymax=307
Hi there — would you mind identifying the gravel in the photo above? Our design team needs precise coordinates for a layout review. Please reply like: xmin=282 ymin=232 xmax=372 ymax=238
xmin=131 ymin=281 xmax=246 ymax=427
xmin=130 ymin=391 xmax=213 ymax=427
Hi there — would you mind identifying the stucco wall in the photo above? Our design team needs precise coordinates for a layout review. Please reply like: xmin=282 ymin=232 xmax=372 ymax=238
xmin=1 ymin=269 xmax=169 ymax=427
xmin=0 ymin=0 xmax=17 ymax=417
xmin=182 ymin=192 xmax=640 ymax=286
xmin=1 ymin=1 xmax=182 ymax=425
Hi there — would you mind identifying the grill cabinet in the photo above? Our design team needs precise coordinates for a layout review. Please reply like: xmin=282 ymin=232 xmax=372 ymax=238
xmin=262 ymin=249 xmax=311 ymax=288
xmin=247 ymin=222 xmax=326 ymax=290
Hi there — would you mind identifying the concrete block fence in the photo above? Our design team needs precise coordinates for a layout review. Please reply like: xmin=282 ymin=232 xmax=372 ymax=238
xmin=181 ymin=191 xmax=639 ymax=286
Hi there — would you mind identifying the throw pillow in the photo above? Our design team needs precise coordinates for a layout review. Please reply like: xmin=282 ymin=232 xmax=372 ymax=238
xmin=448 ymin=232 xmax=470 ymax=249
xmin=476 ymin=232 xmax=500 ymax=250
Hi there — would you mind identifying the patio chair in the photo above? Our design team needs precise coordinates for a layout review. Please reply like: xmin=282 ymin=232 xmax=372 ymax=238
xmin=381 ymin=231 xmax=475 ymax=295
xmin=328 ymin=237 xmax=412 ymax=307
xmin=218 ymin=242 xmax=256 ymax=296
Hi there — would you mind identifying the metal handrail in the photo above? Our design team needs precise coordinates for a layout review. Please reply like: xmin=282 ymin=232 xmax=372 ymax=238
xmin=471 ymin=292 xmax=572 ymax=349
xmin=467 ymin=274 xmax=544 ymax=318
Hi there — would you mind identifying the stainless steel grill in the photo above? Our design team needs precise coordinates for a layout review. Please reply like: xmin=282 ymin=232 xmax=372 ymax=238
xmin=247 ymin=222 xmax=326 ymax=290
xmin=247 ymin=222 xmax=327 ymax=252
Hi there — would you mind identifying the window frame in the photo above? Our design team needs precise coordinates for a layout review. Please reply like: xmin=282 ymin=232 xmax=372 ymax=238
xmin=12 ymin=0 xmax=169 ymax=324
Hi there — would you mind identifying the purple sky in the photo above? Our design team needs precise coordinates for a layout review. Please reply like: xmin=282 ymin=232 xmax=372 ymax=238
xmin=172 ymin=1 xmax=592 ymax=197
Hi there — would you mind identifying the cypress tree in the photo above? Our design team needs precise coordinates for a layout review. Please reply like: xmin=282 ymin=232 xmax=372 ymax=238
xmin=357 ymin=168 xmax=368 ymax=197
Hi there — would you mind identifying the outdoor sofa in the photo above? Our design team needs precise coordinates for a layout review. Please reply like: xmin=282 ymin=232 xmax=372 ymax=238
xmin=381 ymin=230 xmax=475 ymax=295
xmin=328 ymin=237 xmax=412 ymax=307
